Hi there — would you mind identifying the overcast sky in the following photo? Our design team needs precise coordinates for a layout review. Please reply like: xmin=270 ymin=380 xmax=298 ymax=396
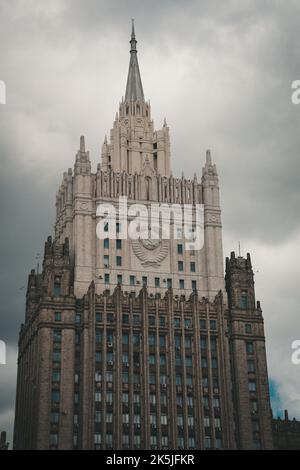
xmin=1 ymin=0 xmax=300 ymax=447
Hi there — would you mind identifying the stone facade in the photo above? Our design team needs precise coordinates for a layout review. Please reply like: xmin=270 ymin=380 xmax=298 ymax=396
xmin=273 ymin=411 xmax=300 ymax=450
xmin=13 ymin=23 xmax=273 ymax=450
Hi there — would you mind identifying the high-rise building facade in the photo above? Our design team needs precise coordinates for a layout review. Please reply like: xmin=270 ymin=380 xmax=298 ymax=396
xmin=13 ymin=23 xmax=273 ymax=450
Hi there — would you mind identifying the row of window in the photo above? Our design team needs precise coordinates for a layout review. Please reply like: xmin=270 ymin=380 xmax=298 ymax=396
xmin=53 ymin=312 xmax=218 ymax=331
xmin=102 ymin=273 xmax=198 ymax=290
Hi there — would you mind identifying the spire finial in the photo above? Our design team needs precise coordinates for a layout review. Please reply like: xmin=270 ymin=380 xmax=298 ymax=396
xmin=130 ymin=18 xmax=137 ymax=52
xmin=80 ymin=136 xmax=85 ymax=153
xmin=125 ymin=20 xmax=145 ymax=101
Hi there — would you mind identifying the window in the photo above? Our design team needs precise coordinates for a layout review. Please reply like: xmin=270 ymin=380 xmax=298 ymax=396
xmin=159 ymin=335 xmax=166 ymax=348
xmin=117 ymin=274 xmax=123 ymax=285
xmin=188 ymin=415 xmax=194 ymax=427
xmin=95 ymin=371 xmax=102 ymax=383
xmin=188 ymin=437 xmax=195 ymax=448
xmin=210 ymin=337 xmax=217 ymax=351
xmin=74 ymin=392 xmax=79 ymax=405
xmin=94 ymin=433 xmax=101 ymax=444
xmin=176 ymin=375 xmax=182 ymax=386
xmin=106 ymin=371 xmax=113 ymax=382
xmin=116 ymin=256 xmax=122 ymax=267
xmin=184 ymin=318 xmax=191 ymax=328
xmin=178 ymin=261 xmax=184 ymax=271
xmin=116 ymin=239 xmax=122 ymax=249
xmin=50 ymin=434 xmax=58 ymax=446
xmin=161 ymin=414 xmax=167 ymax=425
xmin=150 ymin=435 xmax=157 ymax=447
xmin=52 ymin=371 xmax=60 ymax=382
xmin=174 ymin=317 xmax=180 ymax=328
xmin=241 ymin=291 xmax=248 ymax=309
xmin=204 ymin=416 xmax=210 ymax=428
xmin=122 ymin=372 xmax=129 ymax=383
xmin=54 ymin=312 xmax=61 ymax=322
xmin=201 ymin=357 xmax=208 ymax=368
xmin=176 ymin=395 xmax=183 ymax=407
xmin=245 ymin=323 xmax=252 ymax=334
xmin=96 ymin=312 xmax=102 ymax=322
xmin=190 ymin=262 xmax=196 ymax=273
xmin=104 ymin=254 xmax=109 ymax=267
xmin=177 ymin=415 xmax=184 ymax=426
xmin=149 ymin=374 xmax=156 ymax=385
xmin=216 ymin=438 xmax=222 ymax=449
xmin=149 ymin=354 xmax=155 ymax=365
xmin=167 ymin=278 xmax=172 ymax=288
xmin=149 ymin=315 xmax=156 ymax=326
xmin=252 ymin=420 xmax=260 ymax=432
xmin=202 ymin=376 xmax=208 ymax=387
xmin=130 ymin=275 xmax=135 ymax=286
xmin=104 ymin=273 xmax=110 ymax=284
xmin=160 ymin=354 xmax=166 ymax=366
xmin=53 ymin=350 xmax=61 ymax=362
xmin=95 ymin=392 xmax=101 ymax=402
xmin=50 ymin=412 xmax=59 ymax=424
xmin=246 ymin=342 xmax=254 ymax=354
xmin=210 ymin=320 xmax=217 ymax=330
xmin=96 ymin=331 xmax=102 ymax=344
xmin=155 ymin=277 xmax=160 ymax=288
xmin=192 ymin=280 xmax=197 ymax=291
xmin=122 ymin=392 xmax=129 ymax=404
xmin=160 ymin=374 xmax=167 ymax=385
xmin=142 ymin=276 xmax=147 ymax=287
xmin=106 ymin=391 xmax=113 ymax=405
xmin=133 ymin=315 xmax=140 ymax=326
xmin=200 ymin=319 xmax=206 ymax=329
xmin=51 ymin=391 xmax=60 ymax=403
xmin=248 ymin=360 xmax=255 ymax=372
xmin=161 ymin=436 xmax=168 ymax=447
xmin=215 ymin=417 xmax=221 ymax=429
xmin=177 ymin=244 xmax=183 ymax=254
xmin=116 ymin=222 xmax=121 ymax=233
xmin=179 ymin=279 xmax=185 ymax=290
xmin=251 ymin=400 xmax=258 ymax=412
xmin=160 ymin=316 xmax=166 ymax=326
xmin=204 ymin=437 xmax=212 ymax=449
xmin=122 ymin=333 xmax=129 ymax=345
xmin=200 ymin=336 xmax=207 ymax=349
xmin=106 ymin=413 xmax=113 ymax=423
xmin=178 ymin=436 xmax=184 ymax=448
xmin=122 ymin=434 xmax=129 ymax=446
xmin=161 ymin=394 xmax=167 ymax=406
xmin=53 ymin=330 xmax=61 ymax=343
xmin=122 ymin=413 xmax=129 ymax=424
xmin=134 ymin=435 xmax=141 ymax=447
xmin=95 ymin=412 xmax=101 ymax=423
xmin=213 ymin=397 xmax=220 ymax=408
xmin=185 ymin=336 xmax=192 ymax=348
xmin=74 ymin=372 xmax=79 ymax=384
xmin=150 ymin=394 xmax=156 ymax=405
xmin=248 ymin=380 xmax=256 ymax=392
xmin=185 ymin=356 xmax=192 ymax=367
xmin=211 ymin=358 xmax=218 ymax=369
xmin=133 ymin=393 xmax=140 ymax=404
xmin=122 ymin=314 xmax=129 ymax=324
xmin=150 ymin=414 xmax=156 ymax=425
xmin=123 ymin=352 xmax=129 ymax=364
xmin=133 ymin=333 xmax=140 ymax=345
xmin=149 ymin=334 xmax=156 ymax=346
xmin=95 ymin=352 xmax=102 ymax=363
xmin=104 ymin=238 xmax=109 ymax=249
xmin=53 ymin=277 xmax=61 ymax=296
xmin=106 ymin=434 xmax=113 ymax=446
xmin=186 ymin=375 xmax=193 ymax=386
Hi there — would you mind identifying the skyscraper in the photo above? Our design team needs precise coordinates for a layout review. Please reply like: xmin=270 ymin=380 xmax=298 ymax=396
xmin=13 ymin=22 xmax=273 ymax=450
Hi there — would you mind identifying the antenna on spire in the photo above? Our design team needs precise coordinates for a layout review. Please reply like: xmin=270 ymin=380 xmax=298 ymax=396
xmin=238 ymin=241 xmax=241 ymax=257
xmin=131 ymin=18 xmax=135 ymax=39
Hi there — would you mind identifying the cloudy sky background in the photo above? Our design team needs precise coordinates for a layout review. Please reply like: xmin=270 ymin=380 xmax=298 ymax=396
xmin=1 ymin=0 xmax=300 ymax=446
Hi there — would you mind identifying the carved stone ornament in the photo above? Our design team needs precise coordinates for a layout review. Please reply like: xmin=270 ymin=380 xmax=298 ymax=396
xmin=132 ymin=237 xmax=169 ymax=267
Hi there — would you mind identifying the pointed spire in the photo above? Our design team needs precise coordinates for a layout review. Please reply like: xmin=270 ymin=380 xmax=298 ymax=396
xmin=206 ymin=149 xmax=212 ymax=165
xmin=80 ymin=136 xmax=85 ymax=154
xmin=125 ymin=20 xmax=145 ymax=102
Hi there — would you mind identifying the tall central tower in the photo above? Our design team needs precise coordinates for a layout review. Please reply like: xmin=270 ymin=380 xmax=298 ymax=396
xmin=14 ymin=23 xmax=273 ymax=451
